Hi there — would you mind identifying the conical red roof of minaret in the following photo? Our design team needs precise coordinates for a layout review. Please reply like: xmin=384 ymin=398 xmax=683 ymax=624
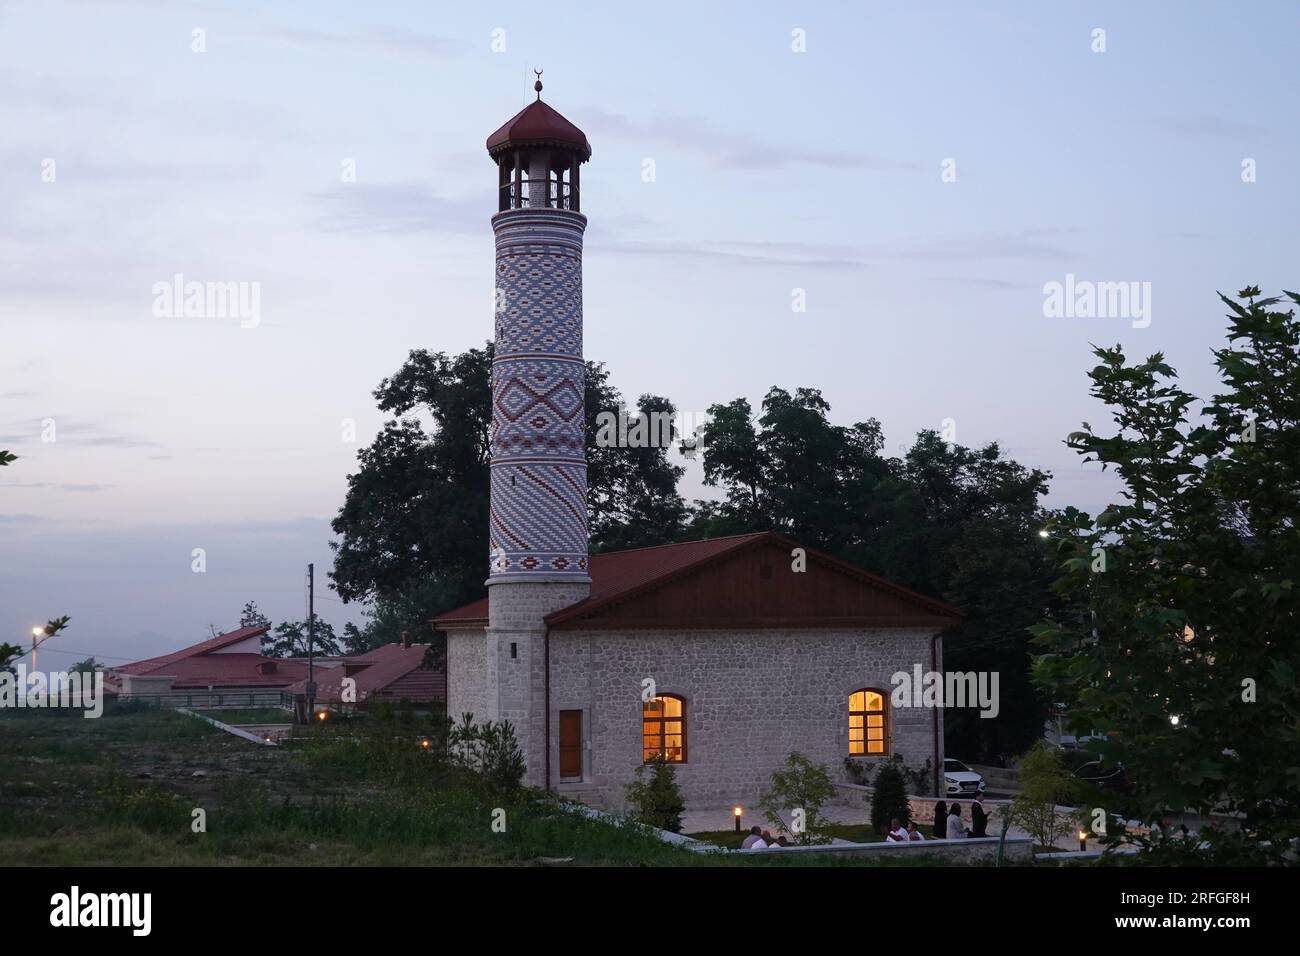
xmin=486 ymin=98 xmax=591 ymax=161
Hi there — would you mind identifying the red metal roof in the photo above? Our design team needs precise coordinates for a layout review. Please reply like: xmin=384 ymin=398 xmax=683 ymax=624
xmin=432 ymin=533 xmax=764 ymax=627
xmin=112 ymin=626 xmax=310 ymax=689
xmin=486 ymin=99 xmax=591 ymax=161
xmin=116 ymin=626 xmax=271 ymax=675
xmin=283 ymin=643 xmax=445 ymax=704
xmin=431 ymin=532 xmax=962 ymax=628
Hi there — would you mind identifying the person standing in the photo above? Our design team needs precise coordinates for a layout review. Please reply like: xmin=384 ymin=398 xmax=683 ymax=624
xmin=970 ymin=794 xmax=988 ymax=837
xmin=947 ymin=802 xmax=968 ymax=839
xmin=933 ymin=800 xmax=948 ymax=839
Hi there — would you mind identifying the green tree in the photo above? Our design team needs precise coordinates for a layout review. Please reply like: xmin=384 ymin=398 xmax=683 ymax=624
xmin=1 ymin=454 xmax=69 ymax=674
xmin=1009 ymin=741 xmax=1074 ymax=850
xmin=869 ymin=758 xmax=913 ymax=834
xmin=264 ymin=619 xmax=342 ymax=659
xmin=624 ymin=756 xmax=686 ymax=832
xmin=70 ymin=657 xmax=101 ymax=674
xmin=239 ymin=601 xmax=272 ymax=631
xmin=757 ymin=751 xmax=837 ymax=845
xmin=329 ymin=345 xmax=686 ymax=628
xmin=693 ymin=386 xmax=1053 ymax=761
xmin=1032 ymin=287 xmax=1300 ymax=862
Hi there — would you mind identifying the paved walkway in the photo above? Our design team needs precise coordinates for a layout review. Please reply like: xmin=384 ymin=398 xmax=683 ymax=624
xmin=682 ymin=803 xmax=1044 ymax=845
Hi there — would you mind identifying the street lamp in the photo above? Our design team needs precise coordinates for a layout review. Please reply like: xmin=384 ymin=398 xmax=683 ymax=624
xmin=31 ymin=626 xmax=45 ymax=672
xmin=733 ymin=806 xmax=743 ymax=833
xmin=1079 ymin=830 xmax=1088 ymax=852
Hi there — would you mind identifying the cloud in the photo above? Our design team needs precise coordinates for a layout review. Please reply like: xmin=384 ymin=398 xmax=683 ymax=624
xmin=592 ymin=228 xmax=1079 ymax=271
xmin=312 ymin=181 xmax=483 ymax=235
xmin=583 ymin=109 xmax=919 ymax=172
xmin=0 ymin=481 xmax=113 ymax=492
xmin=0 ymin=418 xmax=159 ymax=450
xmin=259 ymin=24 xmax=461 ymax=61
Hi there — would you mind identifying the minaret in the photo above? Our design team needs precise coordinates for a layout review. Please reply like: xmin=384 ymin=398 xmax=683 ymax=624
xmin=482 ymin=76 xmax=592 ymax=785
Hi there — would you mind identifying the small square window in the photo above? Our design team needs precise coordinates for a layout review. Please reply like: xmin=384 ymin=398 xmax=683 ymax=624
xmin=510 ymin=642 xmax=517 ymax=659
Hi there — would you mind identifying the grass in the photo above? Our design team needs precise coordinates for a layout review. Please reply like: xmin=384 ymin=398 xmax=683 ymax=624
xmin=0 ymin=706 xmax=993 ymax=866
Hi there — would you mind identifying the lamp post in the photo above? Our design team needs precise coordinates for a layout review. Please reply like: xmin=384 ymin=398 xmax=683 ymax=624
xmin=31 ymin=627 xmax=44 ymax=672
xmin=733 ymin=806 xmax=742 ymax=833
xmin=1079 ymin=829 xmax=1088 ymax=852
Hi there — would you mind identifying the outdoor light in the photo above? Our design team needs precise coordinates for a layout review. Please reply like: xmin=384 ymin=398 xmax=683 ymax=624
xmin=317 ymin=711 xmax=328 ymax=722
xmin=733 ymin=806 xmax=742 ymax=833
xmin=1170 ymin=715 xmax=1180 ymax=726
xmin=420 ymin=738 xmax=430 ymax=749
xmin=32 ymin=626 xmax=43 ymax=637
xmin=1038 ymin=530 xmax=1049 ymax=538
xmin=1079 ymin=830 xmax=1088 ymax=852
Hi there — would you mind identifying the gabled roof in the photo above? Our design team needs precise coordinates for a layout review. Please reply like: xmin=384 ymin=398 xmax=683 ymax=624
xmin=432 ymin=532 xmax=962 ymax=630
xmin=115 ymin=626 xmax=271 ymax=675
xmin=112 ymin=626 xmax=311 ymax=689
xmin=283 ymin=643 xmax=445 ymax=704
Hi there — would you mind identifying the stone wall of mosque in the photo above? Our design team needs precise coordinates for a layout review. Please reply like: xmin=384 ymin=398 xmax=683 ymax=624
xmin=547 ymin=626 xmax=946 ymax=810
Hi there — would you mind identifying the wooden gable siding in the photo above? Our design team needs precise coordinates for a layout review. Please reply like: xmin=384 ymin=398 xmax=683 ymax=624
xmin=554 ymin=537 xmax=958 ymax=629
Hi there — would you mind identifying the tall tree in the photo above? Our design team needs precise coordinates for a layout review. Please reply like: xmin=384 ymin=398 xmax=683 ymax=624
xmin=264 ymin=619 xmax=342 ymax=659
xmin=692 ymin=388 xmax=1053 ymax=761
xmin=239 ymin=601 xmax=272 ymax=631
xmin=329 ymin=344 xmax=687 ymax=632
xmin=1033 ymin=288 xmax=1300 ymax=862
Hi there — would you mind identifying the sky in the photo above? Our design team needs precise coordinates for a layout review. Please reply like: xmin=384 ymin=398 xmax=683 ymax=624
xmin=1 ymin=0 xmax=1297 ymax=670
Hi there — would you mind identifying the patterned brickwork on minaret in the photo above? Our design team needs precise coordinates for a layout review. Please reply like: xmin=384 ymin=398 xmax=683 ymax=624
xmin=488 ymin=208 xmax=590 ymax=582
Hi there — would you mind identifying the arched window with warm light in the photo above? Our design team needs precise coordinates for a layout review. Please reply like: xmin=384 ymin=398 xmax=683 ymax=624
xmin=848 ymin=689 xmax=888 ymax=756
xmin=643 ymin=694 xmax=686 ymax=763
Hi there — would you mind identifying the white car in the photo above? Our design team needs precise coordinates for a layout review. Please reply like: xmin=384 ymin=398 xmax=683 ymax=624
xmin=943 ymin=758 xmax=986 ymax=796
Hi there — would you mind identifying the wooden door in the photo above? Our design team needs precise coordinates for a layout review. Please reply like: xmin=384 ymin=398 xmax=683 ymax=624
xmin=559 ymin=710 xmax=582 ymax=780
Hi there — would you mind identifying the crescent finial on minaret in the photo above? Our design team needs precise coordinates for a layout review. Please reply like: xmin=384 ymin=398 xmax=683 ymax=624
xmin=534 ymin=69 xmax=543 ymax=99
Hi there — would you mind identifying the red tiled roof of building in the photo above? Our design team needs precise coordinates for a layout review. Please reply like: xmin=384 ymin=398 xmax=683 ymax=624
xmin=432 ymin=531 xmax=962 ymax=629
xmin=116 ymin=626 xmax=271 ymax=675
xmin=111 ymin=626 xmax=313 ymax=689
xmin=283 ymin=643 xmax=445 ymax=705
xmin=431 ymin=533 xmax=768 ymax=627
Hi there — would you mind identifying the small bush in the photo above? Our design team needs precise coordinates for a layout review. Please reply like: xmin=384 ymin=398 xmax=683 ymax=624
xmin=758 ymin=752 xmax=836 ymax=845
xmin=869 ymin=758 xmax=912 ymax=834
xmin=624 ymin=756 xmax=686 ymax=832
xmin=448 ymin=713 xmax=526 ymax=794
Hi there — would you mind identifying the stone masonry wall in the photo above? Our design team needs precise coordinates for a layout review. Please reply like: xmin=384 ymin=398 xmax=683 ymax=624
xmin=485 ymin=580 xmax=590 ymax=787
xmin=445 ymin=628 xmax=486 ymax=724
xmin=548 ymin=626 xmax=944 ymax=810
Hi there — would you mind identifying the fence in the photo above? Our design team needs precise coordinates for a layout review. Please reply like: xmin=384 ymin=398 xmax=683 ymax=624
xmin=115 ymin=691 xmax=293 ymax=711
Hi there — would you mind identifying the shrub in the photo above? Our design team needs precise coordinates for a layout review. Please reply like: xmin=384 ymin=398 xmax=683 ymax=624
xmin=758 ymin=752 xmax=836 ymax=845
xmin=624 ymin=756 xmax=686 ymax=832
xmin=869 ymin=758 xmax=912 ymax=834
xmin=448 ymin=713 xmax=526 ymax=794
xmin=1010 ymin=741 xmax=1074 ymax=849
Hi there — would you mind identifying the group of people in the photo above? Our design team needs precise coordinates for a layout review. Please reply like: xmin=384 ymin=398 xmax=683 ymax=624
xmin=885 ymin=795 xmax=991 ymax=842
xmin=740 ymin=826 xmax=791 ymax=849
xmin=884 ymin=819 xmax=928 ymax=841
xmin=743 ymin=794 xmax=993 ymax=848
xmin=932 ymin=795 xmax=988 ymax=839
